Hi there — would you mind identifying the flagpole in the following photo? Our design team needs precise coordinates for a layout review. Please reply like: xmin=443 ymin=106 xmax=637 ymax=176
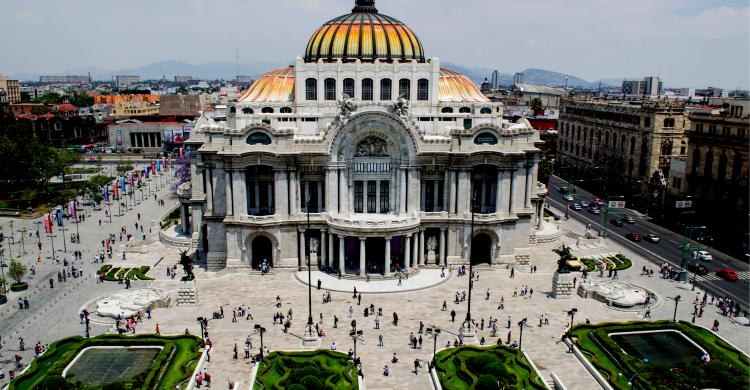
xmin=61 ymin=220 xmax=67 ymax=253
xmin=49 ymin=233 xmax=55 ymax=261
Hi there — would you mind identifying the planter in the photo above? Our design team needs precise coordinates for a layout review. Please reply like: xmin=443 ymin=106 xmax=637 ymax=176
xmin=10 ymin=282 xmax=28 ymax=292
xmin=0 ymin=294 xmax=7 ymax=304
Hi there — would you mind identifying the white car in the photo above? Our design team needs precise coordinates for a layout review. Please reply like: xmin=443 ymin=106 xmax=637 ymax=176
xmin=694 ymin=250 xmax=712 ymax=262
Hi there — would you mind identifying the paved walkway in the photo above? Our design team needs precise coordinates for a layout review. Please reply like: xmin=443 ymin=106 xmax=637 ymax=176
xmin=293 ymin=270 xmax=451 ymax=293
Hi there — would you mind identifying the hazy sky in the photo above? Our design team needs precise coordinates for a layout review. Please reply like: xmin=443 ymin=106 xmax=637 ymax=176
xmin=2 ymin=0 xmax=748 ymax=88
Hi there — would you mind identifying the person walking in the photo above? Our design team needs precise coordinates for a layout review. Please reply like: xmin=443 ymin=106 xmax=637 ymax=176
xmin=450 ymin=309 xmax=456 ymax=322
xmin=155 ymin=324 xmax=160 ymax=335
xmin=378 ymin=334 xmax=384 ymax=347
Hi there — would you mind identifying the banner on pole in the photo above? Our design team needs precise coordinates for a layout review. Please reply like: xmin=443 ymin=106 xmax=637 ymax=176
xmin=56 ymin=208 xmax=63 ymax=226
xmin=44 ymin=214 xmax=52 ymax=234
xmin=69 ymin=201 xmax=76 ymax=221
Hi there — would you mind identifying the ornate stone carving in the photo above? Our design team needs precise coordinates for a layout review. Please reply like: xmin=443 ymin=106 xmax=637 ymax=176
xmin=330 ymin=93 xmax=358 ymax=129
xmin=309 ymin=237 xmax=319 ymax=254
xmin=356 ymin=136 xmax=389 ymax=157
xmin=393 ymin=93 xmax=410 ymax=119
xmin=427 ymin=236 xmax=438 ymax=253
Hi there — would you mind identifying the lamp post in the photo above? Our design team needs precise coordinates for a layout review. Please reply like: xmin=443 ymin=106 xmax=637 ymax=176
xmin=304 ymin=193 xmax=316 ymax=342
xmin=567 ymin=308 xmax=578 ymax=352
xmin=18 ymin=228 xmax=27 ymax=255
xmin=0 ymin=249 xmax=8 ymax=296
xmin=349 ymin=329 xmax=363 ymax=359
xmin=461 ymin=195 xmax=477 ymax=341
xmin=426 ymin=327 xmax=441 ymax=367
xmin=34 ymin=221 xmax=42 ymax=247
xmin=671 ymin=295 xmax=681 ymax=322
xmin=517 ymin=318 xmax=527 ymax=350
xmin=197 ymin=316 xmax=205 ymax=340
xmin=254 ymin=324 xmax=266 ymax=357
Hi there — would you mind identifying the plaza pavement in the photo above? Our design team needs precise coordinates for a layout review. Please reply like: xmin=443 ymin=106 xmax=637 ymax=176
xmin=1 ymin=185 xmax=748 ymax=389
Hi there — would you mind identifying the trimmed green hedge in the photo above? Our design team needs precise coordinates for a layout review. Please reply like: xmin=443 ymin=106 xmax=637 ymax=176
xmin=571 ymin=320 xmax=749 ymax=390
xmin=255 ymin=350 xmax=358 ymax=390
xmin=10 ymin=334 xmax=203 ymax=390
xmin=10 ymin=282 xmax=28 ymax=292
xmin=434 ymin=345 xmax=547 ymax=390
xmin=580 ymin=254 xmax=632 ymax=272
xmin=97 ymin=264 xmax=112 ymax=274
xmin=102 ymin=266 xmax=151 ymax=282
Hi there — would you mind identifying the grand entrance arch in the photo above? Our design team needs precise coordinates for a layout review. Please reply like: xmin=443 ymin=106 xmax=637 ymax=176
xmin=470 ymin=233 xmax=493 ymax=265
xmin=251 ymin=235 xmax=273 ymax=269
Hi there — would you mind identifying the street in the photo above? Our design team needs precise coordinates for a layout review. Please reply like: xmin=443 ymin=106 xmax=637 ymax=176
xmin=546 ymin=175 xmax=749 ymax=309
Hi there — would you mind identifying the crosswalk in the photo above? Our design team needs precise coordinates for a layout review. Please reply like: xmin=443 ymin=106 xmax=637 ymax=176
xmin=695 ymin=270 xmax=750 ymax=282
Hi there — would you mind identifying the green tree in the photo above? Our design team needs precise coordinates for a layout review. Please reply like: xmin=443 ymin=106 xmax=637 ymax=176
xmin=8 ymin=259 xmax=27 ymax=283
xmin=20 ymin=91 xmax=31 ymax=103
xmin=31 ymin=106 xmax=50 ymax=115
xmin=538 ymin=157 xmax=554 ymax=184
xmin=530 ymin=97 xmax=544 ymax=115
xmin=69 ymin=92 xmax=94 ymax=107
xmin=37 ymin=92 xmax=62 ymax=105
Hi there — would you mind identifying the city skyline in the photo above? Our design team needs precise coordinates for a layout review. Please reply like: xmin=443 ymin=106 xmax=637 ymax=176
xmin=1 ymin=0 xmax=748 ymax=89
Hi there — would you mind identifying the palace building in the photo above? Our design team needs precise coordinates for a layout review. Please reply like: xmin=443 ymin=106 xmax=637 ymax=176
xmin=180 ymin=0 xmax=547 ymax=273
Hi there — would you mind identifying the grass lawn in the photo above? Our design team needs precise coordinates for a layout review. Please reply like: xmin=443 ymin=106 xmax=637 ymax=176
xmin=254 ymin=350 xmax=358 ymax=390
xmin=10 ymin=334 xmax=203 ymax=390
xmin=571 ymin=320 xmax=749 ymax=390
xmin=434 ymin=345 xmax=547 ymax=390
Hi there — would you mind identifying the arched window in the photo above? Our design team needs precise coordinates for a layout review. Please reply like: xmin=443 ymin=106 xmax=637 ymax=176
xmin=630 ymin=137 xmax=636 ymax=155
xmin=691 ymin=150 xmax=701 ymax=175
xmin=663 ymin=118 xmax=675 ymax=127
xmin=380 ymin=78 xmax=392 ymax=100
xmin=620 ymin=134 xmax=626 ymax=150
xmin=280 ymin=107 xmax=292 ymax=114
xmin=474 ymin=132 xmax=498 ymax=145
xmin=441 ymin=107 xmax=454 ymax=114
xmin=343 ymin=78 xmax=355 ymax=97
xmin=324 ymin=78 xmax=336 ymax=100
xmin=229 ymin=106 xmax=236 ymax=115
xmin=305 ymin=78 xmax=317 ymax=101
xmin=417 ymin=78 xmax=429 ymax=101
xmin=398 ymin=78 xmax=411 ymax=99
xmin=480 ymin=107 xmax=492 ymax=114
xmin=261 ymin=107 xmax=274 ymax=114
xmin=459 ymin=107 xmax=471 ymax=114
xmin=362 ymin=78 xmax=373 ymax=101
xmin=241 ymin=107 xmax=253 ymax=114
xmin=247 ymin=132 xmax=271 ymax=145
xmin=717 ymin=153 xmax=728 ymax=182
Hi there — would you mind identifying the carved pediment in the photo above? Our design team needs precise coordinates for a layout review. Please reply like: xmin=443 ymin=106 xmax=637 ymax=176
xmin=355 ymin=136 xmax=389 ymax=157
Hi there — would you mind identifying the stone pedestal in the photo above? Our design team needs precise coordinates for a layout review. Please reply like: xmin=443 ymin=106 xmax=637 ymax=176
xmin=459 ymin=322 xmax=478 ymax=345
xmin=309 ymin=253 xmax=318 ymax=267
xmin=427 ymin=251 xmax=436 ymax=263
xmin=301 ymin=325 xmax=321 ymax=348
xmin=177 ymin=279 xmax=199 ymax=306
xmin=552 ymin=272 xmax=574 ymax=299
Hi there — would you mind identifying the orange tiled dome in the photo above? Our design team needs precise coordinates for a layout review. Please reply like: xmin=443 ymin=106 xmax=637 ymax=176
xmin=304 ymin=0 xmax=425 ymax=63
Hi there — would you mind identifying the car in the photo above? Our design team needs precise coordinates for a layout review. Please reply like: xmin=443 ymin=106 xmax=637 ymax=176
xmin=643 ymin=233 xmax=659 ymax=242
xmin=717 ymin=268 xmax=739 ymax=281
xmin=563 ymin=193 xmax=574 ymax=202
xmin=580 ymin=200 xmax=590 ymax=208
xmin=625 ymin=232 xmax=642 ymax=241
xmin=610 ymin=219 xmax=624 ymax=227
xmin=693 ymin=250 xmax=712 ymax=262
xmin=687 ymin=262 xmax=709 ymax=276
xmin=589 ymin=207 xmax=601 ymax=215
xmin=621 ymin=215 xmax=635 ymax=224
xmin=592 ymin=198 xmax=605 ymax=206
xmin=569 ymin=203 xmax=582 ymax=211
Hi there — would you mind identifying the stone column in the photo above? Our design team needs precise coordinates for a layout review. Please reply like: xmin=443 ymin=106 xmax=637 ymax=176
xmin=456 ymin=169 xmax=469 ymax=215
xmin=289 ymin=169 xmax=298 ymax=215
xmin=206 ymin=168 xmax=214 ymax=213
xmin=359 ymin=237 xmax=366 ymax=275
xmin=440 ymin=228 xmax=447 ymax=265
xmin=338 ymin=235 xmax=346 ymax=274
xmin=444 ymin=169 xmax=452 ymax=212
xmin=418 ymin=229 xmax=425 ymax=265
xmin=327 ymin=168 xmax=339 ymax=214
xmin=510 ymin=168 xmax=520 ymax=213
xmin=225 ymin=170 xmax=233 ymax=216
xmin=496 ymin=170 xmax=504 ymax=216
xmin=407 ymin=168 xmax=420 ymax=213
xmin=321 ymin=229 xmax=327 ymax=268
xmin=328 ymin=232 xmax=335 ymax=269
xmin=413 ymin=233 xmax=419 ymax=267
xmin=500 ymin=170 xmax=511 ymax=215
xmin=180 ymin=204 xmax=188 ymax=233
xmin=399 ymin=168 xmax=407 ymax=213
xmin=317 ymin=181 xmax=323 ymax=212
xmin=298 ymin=229 xmax=305 ymax=269
xmin=232 ymin=169 xmax=246 ymax=217
xmin=404 ymin=235 xmax=411 ymax=269
xmin=525 ymin=165 xmax=533 ymax=209
xmin=339 ymin=169 xmax=348 ymax=214
xmin=384 ymin=237 xmax=391 ymax=275
xmin=274 ymin=169 xmax=288 ymax=216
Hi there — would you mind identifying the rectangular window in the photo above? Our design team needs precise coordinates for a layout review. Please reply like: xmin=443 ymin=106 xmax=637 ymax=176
xmin=343 ymin=78 xmax=355 ymax=98
xmin=417 ymin=79 xmax=429 ymax=101
xmin=644 ymin=117 xmax=651 ymax=127
xmin=708 ymin=125 xmax=717 ymax=135
xmin=354 ymin=181 xmax=364 ymax=213
xmin=367 ymin=180 xmax=377 ymax=213
xmin=696 ymin=123 xmax=703 ymax=133
xmin=463 ymin=118 xmax=473 ymax=130
xmin=362 ymin=79 xmax=373 ymax=101
xmin=324 ymin=78 xmax=336 ymax=101
xmin=380 ymin=79 xmax=392 ymax=101
xmin=398 ymin=79 xmax=410 ymax=99
xmin=738 ymin=128 xmax=747 ymax=139
xmin=305 ymin=78 xmax=317 ymax=100
xmin=722 ymin=127 xmax=731 ymax=137
xmin=380 ymin=181 xmax=389 ymax=213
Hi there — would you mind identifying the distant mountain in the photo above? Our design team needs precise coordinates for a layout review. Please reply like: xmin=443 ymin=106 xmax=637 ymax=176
xmin=517 ymin=68 xmax=591 ymax=88
xmin=442 ymin=62 xmax=512 ymax=85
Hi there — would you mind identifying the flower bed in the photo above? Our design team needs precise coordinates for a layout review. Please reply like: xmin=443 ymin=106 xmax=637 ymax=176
xmin=254 ymin=350 xmax=358 ymax=390
xmin=9 ymin=334 xmax=203 ymax=390
xmin=101 ymin=266 xmax=152 ymax=281
xmin=434 ymin=345 xmax=547 ymax=390
xmin=570 ymin=320 xmax=748 ymax=390
xmin=580 ymin=254 xmax=632 ymax=272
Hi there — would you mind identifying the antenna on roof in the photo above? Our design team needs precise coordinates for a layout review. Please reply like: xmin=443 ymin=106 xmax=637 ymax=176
xmin=236 ymin=48 xmax=239 ymax=82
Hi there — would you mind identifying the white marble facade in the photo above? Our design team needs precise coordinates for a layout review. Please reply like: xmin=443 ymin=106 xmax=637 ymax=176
xmin=181 ymin=1 xmax=547 ymax=273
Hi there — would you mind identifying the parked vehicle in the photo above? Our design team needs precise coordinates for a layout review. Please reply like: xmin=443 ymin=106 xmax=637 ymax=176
xmin=610 ymin=219 xmax=624 ymax=227
xmin=687 ymin=262 xmax=709 ymax=276
xmin=580 ymin=200 xmax=590 ymax=208
xmin=569 ymin=203 xmax=582 ymax=211
xmin=589 ymin=207 xmax=601 ymax=215
xmin=643 ymin=233 xmax=660 ymax=242
xmin=717 ymin=268 xmax=739 ymax=281
xmin=563 ymin=193 xmax=574 ymax=202
xmin=621 ymin=215 xmax=635 ymax=224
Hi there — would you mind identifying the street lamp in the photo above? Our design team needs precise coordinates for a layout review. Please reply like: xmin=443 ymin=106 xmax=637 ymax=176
xmin=567 ymin=308 xmax=578 ymax=352
xmin=517 ymin=318 xmax=527 ymax=350
xmin=254 ymin=324 xmax=267 ymax=357
xmin=197 ymin=316 xmax=206 ymax=340
xmin=304 ymin=193 xmax=315 ymax=341
xmin=462 ymin=195 xmax=477 ymax=340
xmin=426 ymin=327 xmax=441 ymax=368
xmin=349 ymin=329 xmax=363 ymax=359
xmin=671 ymin=295 xmax=681 ymax=322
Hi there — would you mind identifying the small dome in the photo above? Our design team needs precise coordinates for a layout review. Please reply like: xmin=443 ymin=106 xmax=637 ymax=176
xmin=238 ymin=67 xmax=295 ymax=102
xmin=304 ymin=0 xmax=425 ymax=63
xmin=439 ymin=68 xmax=490 ymax=103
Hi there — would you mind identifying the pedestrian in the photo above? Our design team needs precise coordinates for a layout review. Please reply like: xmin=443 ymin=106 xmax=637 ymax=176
xmin=414 ymin=359 xmax=420 ymax=374
xmin=450 ymin=309 xmax=456 ymax=322
xmin=348 ymin=306 xmax=353 ymax=318
xmin=442 ymin=300 xmax=447 ymax=311
xmin=510 ymin=267 xmax=515 ymax=278
xmin=155 ymin=324 xmax=160 ymax=335
xmin=378 ymin=334 xmax=384 ymax=346
xmin=393 ymin=312 xmax=398 ymax=326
